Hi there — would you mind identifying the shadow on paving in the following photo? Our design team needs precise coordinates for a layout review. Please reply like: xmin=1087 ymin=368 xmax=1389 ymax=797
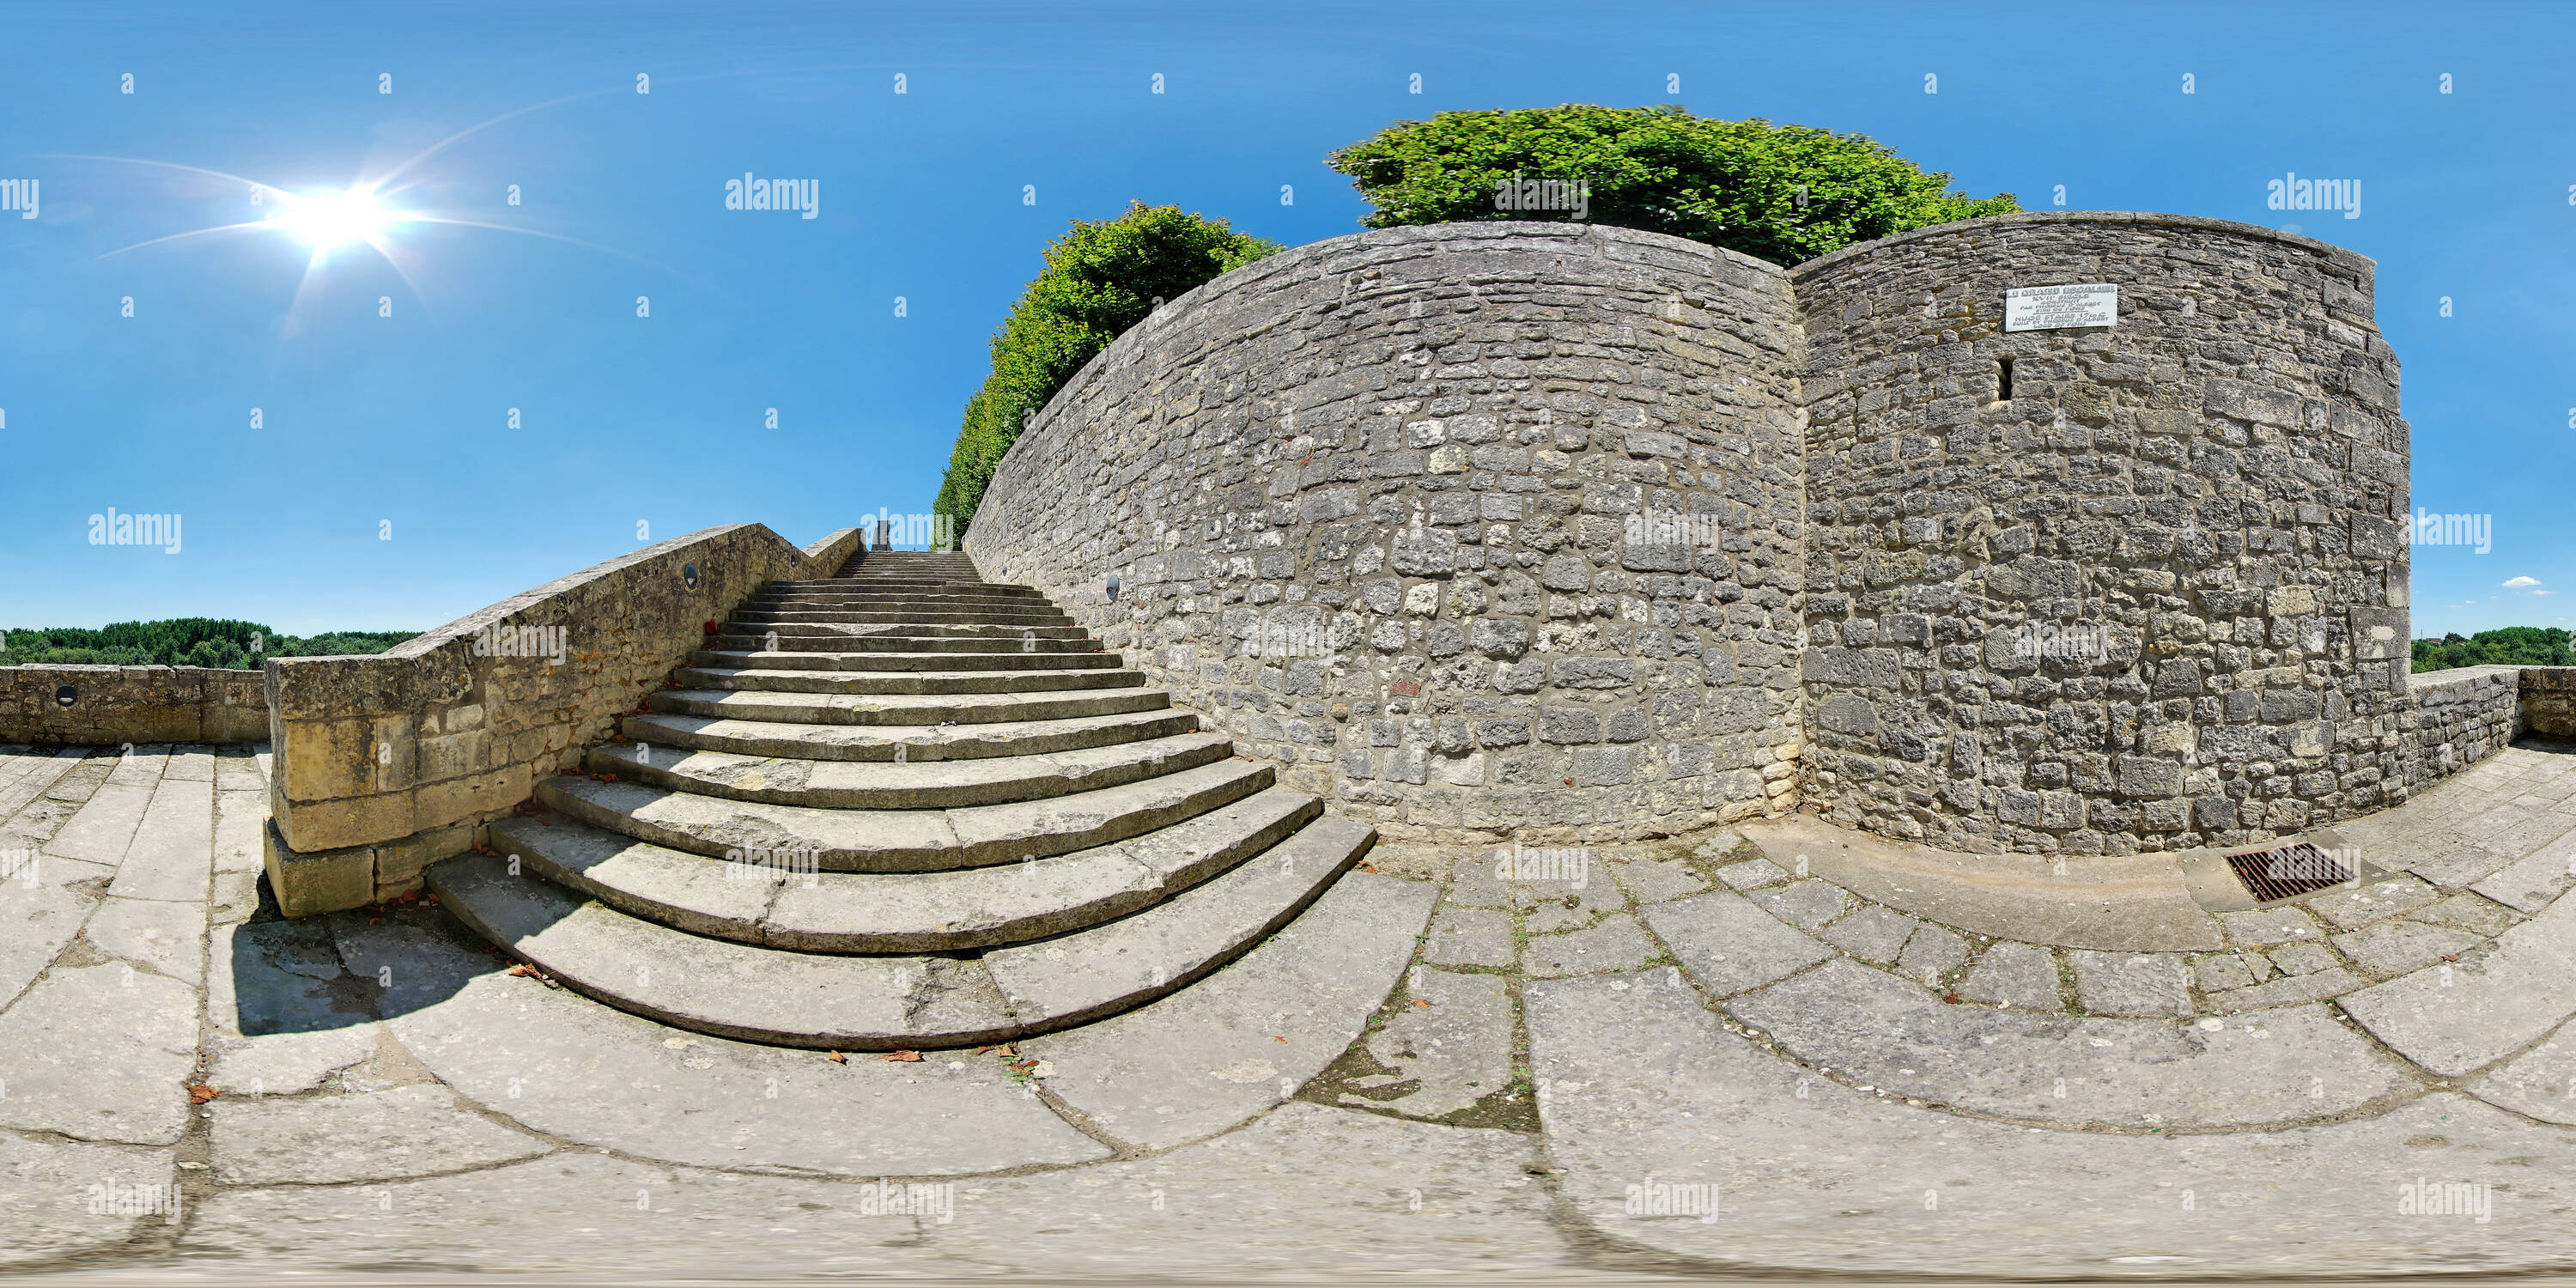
xmin=228 ymin=896 xmax=503 ymax=1036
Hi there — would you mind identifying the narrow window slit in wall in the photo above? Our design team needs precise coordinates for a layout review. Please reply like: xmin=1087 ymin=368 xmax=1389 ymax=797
xmin=1997 ymin=358 xmax=2014 ymax=403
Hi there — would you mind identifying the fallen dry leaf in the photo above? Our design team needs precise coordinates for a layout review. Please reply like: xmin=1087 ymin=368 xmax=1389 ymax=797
xmin=827 ymin=1050 xmax=848 ymax=1064
xmin=881 ymin=1049 xmax=923 ymax=1062
xmin=187 ymin=1085 xmax=218 ymax=1104
xmin=1273 ymin=1035 xmax=1287 ymax=1043
xmin=1413 ymin=998 xmax=1432 ymax=1007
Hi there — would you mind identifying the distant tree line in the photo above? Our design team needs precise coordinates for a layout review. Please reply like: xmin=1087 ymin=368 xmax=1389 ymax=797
xmin=0 ymin=619 xmax=416 ymax=671
xmin=2412 ymin=627 xmax=2573 ymax=673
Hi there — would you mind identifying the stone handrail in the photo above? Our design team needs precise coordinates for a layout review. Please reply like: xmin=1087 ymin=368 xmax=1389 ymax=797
xmin=0 ymin=665 xmax=269 ymax=744
xmin=262 ymin=523 xmax=861 ymax=916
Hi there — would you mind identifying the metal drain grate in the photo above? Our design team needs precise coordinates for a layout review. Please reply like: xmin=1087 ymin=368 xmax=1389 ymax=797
xmin=2225 ymin=842 xmax=2354 ymax=903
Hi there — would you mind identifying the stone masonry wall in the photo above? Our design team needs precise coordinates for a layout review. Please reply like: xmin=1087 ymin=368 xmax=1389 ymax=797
xmin=0 ymin=665 xmax=269 ymax=744
xmin=2521 ymin=667 xmax=2576 ymax=738
xmin=1792 ymin=213 xmax=2410 ymax=854
xmin=968 ymin=223 xmax=1808 ymax=842
xmin=264 ymin=523 xmax=861 ymax=916
xmin=2399 ymin=665 xmax=2524 ymax=789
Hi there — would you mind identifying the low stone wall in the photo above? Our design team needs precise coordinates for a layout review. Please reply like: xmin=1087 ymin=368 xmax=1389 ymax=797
xmin=2522 ymin=667 xmax=2576 ymax=738
xmin=968 ymin=222 xmax=1809 ymax=843
xmin=0 ymin=665 xmax=269 ymax=744
xmin=264 ymin=524 xmax=862 ymax=917
xmin=2397 ymin=665 xmax=2524 ymax=793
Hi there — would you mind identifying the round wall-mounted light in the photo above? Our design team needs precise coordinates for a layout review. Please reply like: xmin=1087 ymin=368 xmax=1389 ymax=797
xmin=55 ymin=684 xmax=77 ymax=708
xmin=682 ymin=562 xmax=701 ymax=591
xmin=1106 ymin=573 xmax=1121 ymax=601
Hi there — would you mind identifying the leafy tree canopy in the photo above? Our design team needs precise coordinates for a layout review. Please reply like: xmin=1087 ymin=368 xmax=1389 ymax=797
xmin=934 ymin=202 xmax=1280 ymax=531
xmin=1327 ymin=104 xmax=2020 ymax=266
xmin=0 ymin=619 xmax=415 ymax=671
xmin=2412 ymin=626 xmax=2573 ymax=673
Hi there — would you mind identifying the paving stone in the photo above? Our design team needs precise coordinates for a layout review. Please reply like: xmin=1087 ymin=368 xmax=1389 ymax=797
xmin=2407 ymin=892 xmax=2521 ymax=937
xmin=1513 ymin=867 xmax=1623 ymax=934
xmin=0 ymin=963 xmax=197 ymax=1145
xmin=1521 ymin=912 xmax=1657 ymax=979
xmin=179 ymin=1151 xmax=956 ymax=1279
xmin=2303 ymin=874 xmax=2441 ymax=929
xmin=1526 ymin=971 xmax=2576 ymax=1278
xmin=1690 ymin=828 xmax=1747 ymax=861
xmin=2340 ymin=895 xmax=2576 ymax=1076
xmin=2471 ymin=846 xmax=2576 ymax=914
xmin=1421 ymin=904 xmax=1515 ymax=969
xmin=1955 ymin=941 xmax=2061 ymax=1011
xmin=1746 ymin=878 xmax=1844 ymax=930
xmin=2066 ymin=950 xmax=2193 ymax=1017
xmin=2333 ymin=920 xmax=2484 ymax=976
xmin=0 ymin=1135 xmax=177 ymax=1268
xmin=2217 ymin=906 xmax=2328 ymax=945
xmin=212 ymin=787 xmax=268 ymax=877
xmin=1714 ymin=857 xmax=1786 ymax=890
xmin=1609 ymin=856 xmax=1706 ymax=905
xmin=1024 ymin=871 xmax=1436 ymax=1151
xmin=0 ymin=750 xmax=83 ymax=825
xmin=2204 ymin=967 xmax=2362 ymax=1014
xmin=337 ymin=914 xmax=1109 ymax=1175
xmin=204 ymin=920 xmax=381 ymax=1096
xmin=2192 ymin=951 xmax=2257 ymax=992
xmin=1817 ymin=903 xmax=1919 ymax=963
xmin=1894 ymin=923 xmax=1967 ymax=987
xmin=1642 ymin=889 xmax=1831 ymax=998
xmin=212 ymin=1084 xmax=551 ymax=1185
xmin=2403 ymin=839 xmax=2517 ymax=889
xmin=0 ymin=854 xmax=110 ymax=1010
xmin=2467 ymin=1017 xmax=2576 ymax=1126
xmin=2266 ymin=939 xmax=2340 ymax=976
xmin=1346 ymin=969 xmax=1513 ymax=1117
xmin=82 ymin=894 xmax=207 ymax=988
xmin=40 ymin=781 xmax=154 ymax=866
xmin=1725 ymin=958 xmax=2402 ymax=1127
xmin=1445 ymin=852 xmax=1511 ymax=908
xmin=104 ymin=775 xmax=212 ymax=902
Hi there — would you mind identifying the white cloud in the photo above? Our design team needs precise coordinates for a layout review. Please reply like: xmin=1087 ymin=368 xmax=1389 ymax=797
xmin=2502 ymin=575 xmax=2543 ymax=590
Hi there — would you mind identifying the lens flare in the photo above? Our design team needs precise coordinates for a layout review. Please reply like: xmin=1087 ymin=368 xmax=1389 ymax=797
xmin=270 ymin=187 xmax=398 ymax=249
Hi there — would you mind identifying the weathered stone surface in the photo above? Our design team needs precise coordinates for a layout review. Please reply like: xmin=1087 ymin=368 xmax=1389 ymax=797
xmin=2467 ymin=1017 xmax=2576 ymax=1126
xmin=2333 ymin=919 xmax=2484 ymax=976
xmin=2066 ymin=950 xmax=2193 ymax=1017
xmin=1727 ymin=958 xmax=2403 ymax=1127
xmin=1714 ymin=857 xmax=1786 ymax=890
xmin=1520 ymin=913 xmax=1657 ymax=978
xmin=1609 ymin=856 xmax=1707 ymax=905
xmin=1422 ymin=905 xmax=1515 ymax=969
xmin=2219 ymin=906 xmax=2329 ymax=945
xmin=0 ymin=963 xmax=197 ymax=1145
xmin=2339 ymin=895 xmax=2576 ymax=1076
xmin=1746 ymin=878 xmax=1844 ymax=930
xmin=2205 ymin=967 xmax=2361 ymax=1013
xmin=1528 ymin=971 xmax=2573 ymax=1278
xmin=203 ymin=920 xmax=380 ymax=1096
xmin=0 ymin=1134 xmax=177 ymax=1268
xmin=2304 ymin=874 xmax=2441 ymax=928
xmin=1024 ymin=871 xmax=1436 ymax=1150
xmin=1643 ymin=889 xmax=1830 ymax=997
xmin=83 ymin=894 xmax=208 ymax=987
xmin=338 ymin=915 xmax=1108 ymax=1175
xmin=1894 ymin=923 xmax=1969 ymax=986
xmin=1957 ymin=941 xmax=2062 ymax=1010
xmin=1345 ymin=969 xmax=1513 ymax=1117
xmin=211 ymin=1084 xmax=550 ymax=1185
xmin=1818 ymin=902 xmax=1920 ymax=963
xmin=106 ymin=775 xmax=212 ymax=902
xmin=0 ymin=854 xmax=110 ymax=1009
xmin=2472 ymin=847 xmax=2576 ymax=914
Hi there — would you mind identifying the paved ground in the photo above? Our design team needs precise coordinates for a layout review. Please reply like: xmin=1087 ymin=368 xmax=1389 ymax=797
xmin=4 ymin=741 xmax=2576 ymax=1283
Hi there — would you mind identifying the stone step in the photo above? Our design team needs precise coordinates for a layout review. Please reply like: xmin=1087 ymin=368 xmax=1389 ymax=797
xmin=647 ymin=684 xmax=1168 ymax=726
xmin=586 ymin=730 xmax=1234 ymax=809
xmin=484 ymin=785 xmax=1318 ymax=951
xmin=708 ymin=632 xmax=1103 ymax=655
xmin=534 ymin=756 xmax=1273 ymax=872
xmin=732 ymin=608 xmax=1074 ymax=627
xmin=428 ymin=812 xmax=1367 ymax=1048
xmin=666 ymin=665 xmax=1142 ymax=696
xmin=756 ymin=585 xmax=1042 ymax=601
xmin=622 ymin=708 xmax=1201 ymax=762
xmin=753 ymin=622 xmax=1094 ymax=641
xmin=688 ymin=648 xmax=1122 ymax=673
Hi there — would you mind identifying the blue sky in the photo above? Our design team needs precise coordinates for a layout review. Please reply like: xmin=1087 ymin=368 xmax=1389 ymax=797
xmin=0 ymin=1 xmax=2566 ymax=637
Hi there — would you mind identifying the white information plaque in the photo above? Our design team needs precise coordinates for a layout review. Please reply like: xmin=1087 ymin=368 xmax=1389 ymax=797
xmin=2004 ymin=283 xmax=2118 ymax=331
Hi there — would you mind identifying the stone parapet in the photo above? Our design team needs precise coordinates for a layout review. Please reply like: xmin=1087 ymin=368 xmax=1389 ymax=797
xmin=0 ymin=665 xmax=269 ymax=744
xmin=263 ymin=523 xmax=861 ymax=917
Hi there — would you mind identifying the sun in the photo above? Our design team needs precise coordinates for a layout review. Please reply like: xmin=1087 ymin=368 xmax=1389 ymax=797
xmin=270 ymin=186 xmax=401 ymax=249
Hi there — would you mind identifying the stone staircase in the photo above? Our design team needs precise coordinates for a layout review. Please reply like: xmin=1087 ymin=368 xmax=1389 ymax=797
xmin=426 ymin=549 xmax=1376 ymax=1049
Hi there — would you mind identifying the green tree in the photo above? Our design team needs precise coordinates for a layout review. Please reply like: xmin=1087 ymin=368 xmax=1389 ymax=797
xmin=1327 ymin=104 xmax=2020 ymax=267
xmin=2412 ymin=626 xmax=2574 ymax=672
xmin=0 ymin=620 xmax=416 ymax=670
xmin=934 ymin=203 xmax=1280 ymax=532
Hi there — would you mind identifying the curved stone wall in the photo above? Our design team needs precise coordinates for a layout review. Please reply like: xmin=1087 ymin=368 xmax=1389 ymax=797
xmin=968 ymin=223 xmax=1808 ymax=841
xmin=1792 ymin=213 xmax=2408 ymax=854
